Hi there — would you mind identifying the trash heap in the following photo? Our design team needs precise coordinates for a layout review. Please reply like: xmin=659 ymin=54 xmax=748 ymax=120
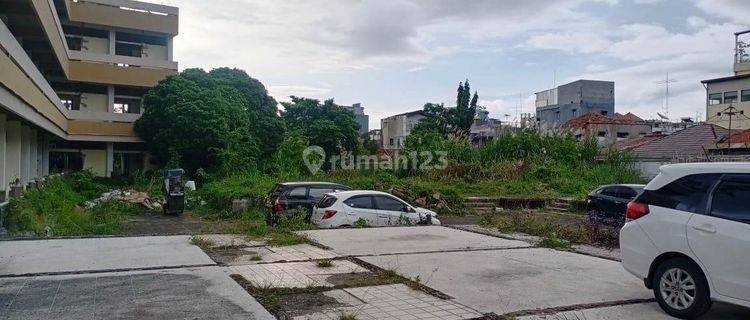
xmin=84 ymin=189 xmax=163 ymax=211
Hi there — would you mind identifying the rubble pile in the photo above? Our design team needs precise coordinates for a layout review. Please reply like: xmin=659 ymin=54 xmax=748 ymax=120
xmin=84 ymin=189 xmax=163 ymax=211
xmin=389 ymin=187 xmax=452 ymax=213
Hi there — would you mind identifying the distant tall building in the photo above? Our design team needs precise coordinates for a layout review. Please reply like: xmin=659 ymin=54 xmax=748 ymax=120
xmin=701 ymin=30 xmax=750 ymax=130
xmin=535 ymin=80 xmax=615 ymax=127
xmin=380 ymin=110 xmax=424 ymax=151
xmin=343 ymin=103 xmax=369 ymax=135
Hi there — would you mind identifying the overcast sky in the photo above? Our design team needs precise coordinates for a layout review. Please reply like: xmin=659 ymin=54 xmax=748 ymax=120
xmin=161 ymin=0 xmax=749 ymax=129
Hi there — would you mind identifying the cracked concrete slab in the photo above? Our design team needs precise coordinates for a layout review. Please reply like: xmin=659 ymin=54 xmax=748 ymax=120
xmin=0 ymin=236 xmax=214 ymax=276
xmin=0 ymin=267 xmax=274 ymax=320
xmin=298 ymin=226 xmax=531 ymax=256
xmin=517 ymin=301 xmax=750 ymax=320
xmin=361 ymin=248 xmax=651 ymax=315
xmin=192 ymin=234 xmax=267 ymax=248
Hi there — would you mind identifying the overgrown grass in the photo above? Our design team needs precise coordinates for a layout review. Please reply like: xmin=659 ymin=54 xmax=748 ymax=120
xmin=480 ymin=210 xmax=620 ymax=248
xmin=5 ymin=172 xmax=139 ymax=236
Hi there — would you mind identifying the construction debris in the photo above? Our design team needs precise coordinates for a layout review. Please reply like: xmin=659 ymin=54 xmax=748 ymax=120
xmin=84 ymin=189 xmax=163 ymax=211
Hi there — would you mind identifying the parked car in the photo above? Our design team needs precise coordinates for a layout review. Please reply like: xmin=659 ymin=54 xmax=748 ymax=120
xmin=585 ymin=184 xmax=645 ymax=226
xmin=267 ymin=182 xmax=351 ymax=221
xmin=311 ymin=190 xmax=441 ymax=228
xmin=620 ymin=163 xmax=750 ymax=319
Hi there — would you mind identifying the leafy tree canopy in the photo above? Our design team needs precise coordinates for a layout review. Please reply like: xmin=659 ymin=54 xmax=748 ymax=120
xmin=135 ymin=68 xmax=276 ymax=173
xmin=280 ymin=96 xmax=360 ymax=158
xmin=413 ymin=80 xmax=479 ymax=136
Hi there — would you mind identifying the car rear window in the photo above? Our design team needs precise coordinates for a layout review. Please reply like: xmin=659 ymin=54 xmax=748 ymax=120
xmin=285 ymin=187 xmax=307 ymax=199
xmin=637 ymin=174 xmax=720 ymax=214
xmin=317 ymin=195 xmax=337 ymax=209
xmin=309 ymin=187 xmax=335 ymax=200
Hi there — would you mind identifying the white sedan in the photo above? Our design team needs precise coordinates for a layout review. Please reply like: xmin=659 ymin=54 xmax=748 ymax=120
xmin=311 ymin=190 xmax=440 ymax=228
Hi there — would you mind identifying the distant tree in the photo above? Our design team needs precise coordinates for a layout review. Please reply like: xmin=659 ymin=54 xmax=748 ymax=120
xmin=453 ymin=80 xmax=478 ymax=133
xmin=280 ymin=96 xmax=360 ymax=158
xmin=412 ymin=80 xmax=479 ymax=137
xmin=134 ymin=71 xmax=258 ymax=173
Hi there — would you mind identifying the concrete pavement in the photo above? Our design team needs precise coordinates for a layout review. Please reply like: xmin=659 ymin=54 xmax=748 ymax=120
xmin=0 ymin=236 xmax=213 ymax=276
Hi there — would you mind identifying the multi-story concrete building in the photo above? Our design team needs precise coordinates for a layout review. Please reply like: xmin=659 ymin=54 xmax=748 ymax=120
xmin=563 ymin=112 xmax=651 ymax=147
xmin=0 ymin=0 xmax=178 ymax=198
xmin=380 ymin=110 xmax=424 ymax=151
xmin=702 ymin=30 xmax=750 ymax=130
xmin=343 ymin=103 xmax=369 ymax=135
xmin=535 ymin=80 xmax=615 ymax=127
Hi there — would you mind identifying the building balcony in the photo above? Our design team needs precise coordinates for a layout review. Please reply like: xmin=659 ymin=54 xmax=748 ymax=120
xmin=63 ymin=0 xmax=178 ymax=35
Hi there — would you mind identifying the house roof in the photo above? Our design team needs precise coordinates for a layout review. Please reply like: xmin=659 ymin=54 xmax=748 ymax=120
xmin=701 ymin=73 xmax=750 ymax=84
xmin=610 ymin=134 xmax=666 ymax=151
xmin=563 ymin=112 xmax=644 ymax=130
xmin=628 ymin=123 xmax=728 ymax=160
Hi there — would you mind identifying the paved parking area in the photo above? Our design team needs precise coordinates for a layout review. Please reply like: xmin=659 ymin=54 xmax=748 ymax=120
xmin=231 ymin=260 xmax=367 ymax=288
xmin=0 ymin=236 xmax=213 ymax=276
xmin=299 ymin=226 xmax=531 ymax=256
xmin=303 ymin=226 xmax=750 ymax=319
xmin=0 ymin=267 xmax=274 ymax=320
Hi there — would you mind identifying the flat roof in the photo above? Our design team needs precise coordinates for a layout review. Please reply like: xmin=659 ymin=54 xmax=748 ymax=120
xmin=701 ymin=73 xmax=750 ymax=84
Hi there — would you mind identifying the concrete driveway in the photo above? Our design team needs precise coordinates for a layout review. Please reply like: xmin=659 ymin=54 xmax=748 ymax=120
xmin=0 ymin=235 xmax=273 ymax=320
xmin=300 ymin=226 xmax=750 ymax=319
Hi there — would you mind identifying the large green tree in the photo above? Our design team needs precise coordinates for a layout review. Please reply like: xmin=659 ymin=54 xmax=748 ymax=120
xmin=280 ymin=96 xmax=359 ymax=159
xmin=134 ymin=68 xmax=280 ymax=173
xmin=412 ymin=80 xmax=479 ymax=136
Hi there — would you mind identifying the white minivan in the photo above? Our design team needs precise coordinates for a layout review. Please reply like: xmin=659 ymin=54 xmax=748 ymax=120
xmin=620 ymin=163 xmax=750 ymax=318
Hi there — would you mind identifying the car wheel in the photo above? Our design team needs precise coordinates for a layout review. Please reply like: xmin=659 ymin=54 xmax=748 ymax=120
xmin=652 ymin=257 xmax=712 ymax=319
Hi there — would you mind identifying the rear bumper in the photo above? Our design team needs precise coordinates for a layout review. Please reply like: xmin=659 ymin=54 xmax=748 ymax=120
xmin=620 ymin=221 xmax=658 ymax=283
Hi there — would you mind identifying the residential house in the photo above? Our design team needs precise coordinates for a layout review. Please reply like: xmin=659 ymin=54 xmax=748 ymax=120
xmin=367 ymin=129 xmax=382 ymax=148
xmin=621 ymin=123 xmax=729 ymax=178
xmin=470 ymin=110 xmax=503 ymax=146
xmin=0 ymin=0 xmax=178 ymax=199
xmin=563 ymin=112 xmax=651 ymax=147
xmin=380 ymin=110 xmax=424 ymax=151
xmin=701 ymin=30 xmax=750 ymax=130
xmin=535 ymin=80 xmax=615 ymax=128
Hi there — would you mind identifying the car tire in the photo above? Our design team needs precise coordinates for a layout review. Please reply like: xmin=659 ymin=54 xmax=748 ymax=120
xmin=652 ymin=257 xmax=712 ymax=319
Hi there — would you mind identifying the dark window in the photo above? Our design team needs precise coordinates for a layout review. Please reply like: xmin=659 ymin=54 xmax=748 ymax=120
xmin=742 ymin=89 xmax=750 ymax=102
xmin=601 ymin=110 xmax=608 ymax=116
xmin=597 ymin=131 xmax=607 ymax=137
xmin=286 ymin=187 xmax=307 ymax=199
xmin=724 ymin=91 xmax=738 ymax=104
xmin=616 ymin=132 xmax=629 ymax=138
xmin=115 ymin=42 xmax=143 ymax=57
xmin=637 ymin=174 xmax=720 ymax=214
xmin=309 ymin=188 xmax=334 ymax=199
xmin=618 ymin=187 xmax=639 ymax=199
xmin=65 ymin=36 xmax=83 ymax=51
xmin=708 ymin=93 xmax=722 ymax=105
xmin=600 ymin=187 xmax=619 ymax=197
xmin=374 ymin=196 xmax=406 ymax=212
xmin=344 ymin=196 xmax=374 ymax=209
xmin=317 ymin=195 xmax=337 ymax=209
xmin=709 ymin=175 xmax=750 ymax=223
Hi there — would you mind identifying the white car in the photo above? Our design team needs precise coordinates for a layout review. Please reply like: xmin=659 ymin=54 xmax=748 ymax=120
xmin=310 ymin=190 xmax=441 ymax=228
xmin=620 ymin=162 xmax=750 ymax=319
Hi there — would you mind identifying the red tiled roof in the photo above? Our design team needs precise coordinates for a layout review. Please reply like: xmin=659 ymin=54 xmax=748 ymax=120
xmin=629 ymin=123 xmax=728 ymax=159
xmin=717 ymin=128 xmax=750 ymax=144
xmin=610 ymin=134 xmax=666 ymax=151
xmin=563 ymin=112 xmax=643 ymax=130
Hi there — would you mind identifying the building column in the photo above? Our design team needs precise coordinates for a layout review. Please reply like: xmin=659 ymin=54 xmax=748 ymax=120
xmin=105 ymin=142 xmax=114 ymax=178
xmin=29 ymin=129 xmax=38 ymax=180
xmin=167 ymin=37 xmax=173 ymax=61
xmin=19 ymin=125 xmax=30 ymax=185
xmin=109 ymin=30 xmax=116 ymax=55
xmin=0 ymin=115 xmax=6 ymax=201
xmin=6 ymin=121 xmax=21 ymax=188
xmin=40 ymin=133 xmax=49 ymax=176
xmin=107 ymin=85 xmax=115 ymax=113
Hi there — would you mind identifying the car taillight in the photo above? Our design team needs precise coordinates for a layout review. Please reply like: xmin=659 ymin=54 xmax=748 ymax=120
xmin=272 ymin=198 xmax=285 ymax=213
xmin=626 ymin=201 xmax=649 ymax=221
xmin=322 ymin=210 xmax=337 ymax=219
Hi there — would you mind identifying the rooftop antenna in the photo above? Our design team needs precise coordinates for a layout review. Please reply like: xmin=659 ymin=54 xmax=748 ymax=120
xmin=654 ymin=72 xmax=678 ymax=119
xmin=656 ymin=112 xmax=669 ymax=120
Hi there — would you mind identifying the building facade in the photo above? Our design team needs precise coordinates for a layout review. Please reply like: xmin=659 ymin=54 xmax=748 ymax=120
xmin=702 ymin=30 xmax=750 ymax=130
xmin=0 ymin=0 xmax=178 ymax=198
xmin=343 ymin=103 xmax=369 ymax=135
xmin=380 ymin=110 xmax=424 ymax=151
xmin=535 ymin=80 xmax=615 ymax=127
xmin=563 ymin=112 xmax=651 ymax=147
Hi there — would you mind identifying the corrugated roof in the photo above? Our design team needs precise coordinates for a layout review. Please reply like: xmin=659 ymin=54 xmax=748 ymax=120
xmin=629 ymin=123 xmax=728 ymax=160
xmin=611 ymin=134 xmax=666 ymax=151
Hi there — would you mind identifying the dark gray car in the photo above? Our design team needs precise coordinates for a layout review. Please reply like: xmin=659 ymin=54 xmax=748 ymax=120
xmin=586 ymin=184 xmax=645 ymax=226
xmin=267 ymin=182 xmax=351 ymax=221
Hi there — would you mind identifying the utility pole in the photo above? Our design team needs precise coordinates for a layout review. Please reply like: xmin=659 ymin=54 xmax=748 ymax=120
xmin=722 ymin=104 xmax=737 ymax=155
xmin=655 ymin=72 xmax=678 ymax=118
